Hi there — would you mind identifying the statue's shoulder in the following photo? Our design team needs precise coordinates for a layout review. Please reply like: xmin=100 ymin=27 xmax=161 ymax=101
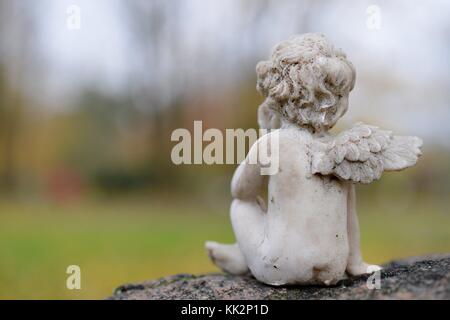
xmin=253 ymin=127 xmax=312 ymax=166
xmin=258 ymin=126 xmax=310 ymax=144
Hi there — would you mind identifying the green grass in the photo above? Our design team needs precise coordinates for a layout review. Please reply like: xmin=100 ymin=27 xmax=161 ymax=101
xmin=0 ymin=195 xmax=449 ymax=299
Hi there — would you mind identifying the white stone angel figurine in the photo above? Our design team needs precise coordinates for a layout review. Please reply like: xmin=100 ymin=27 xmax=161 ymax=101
xmin=205 ymin=33 xmax=422 ymax=286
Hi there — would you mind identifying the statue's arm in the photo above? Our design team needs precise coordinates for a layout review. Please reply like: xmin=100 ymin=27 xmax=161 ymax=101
xmin=231 ymin=140 xmax=266 ymax=201
xmin=346 ymin=184 xmax=381 ymax=275
xmin=346 ymin=184 xmax=364 ymax=272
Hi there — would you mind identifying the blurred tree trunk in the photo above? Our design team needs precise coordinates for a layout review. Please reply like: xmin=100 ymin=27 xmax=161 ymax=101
xmin=124 ymin=0 xmax=186 ymax=176
xmin=0 ymin=2 xmax=34 ymax=193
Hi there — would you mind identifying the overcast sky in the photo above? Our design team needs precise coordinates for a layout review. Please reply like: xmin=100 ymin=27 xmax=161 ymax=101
xmin=32 ymin=0 xmax=450 ymax=147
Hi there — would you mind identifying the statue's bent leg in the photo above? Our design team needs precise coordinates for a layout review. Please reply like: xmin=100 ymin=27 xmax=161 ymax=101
xmin=205 ymin=199 xmax=265 ymax=275
xmin=230 ymin=198 xmax=265 ymax=265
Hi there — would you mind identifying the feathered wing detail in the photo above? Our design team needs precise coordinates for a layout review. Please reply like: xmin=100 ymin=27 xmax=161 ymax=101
xmin=311 ymin=123 xmax=423 ymax=184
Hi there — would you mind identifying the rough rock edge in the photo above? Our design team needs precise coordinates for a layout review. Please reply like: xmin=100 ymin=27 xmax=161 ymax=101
xmin=109 ymin=254 xmax=450 ymax=300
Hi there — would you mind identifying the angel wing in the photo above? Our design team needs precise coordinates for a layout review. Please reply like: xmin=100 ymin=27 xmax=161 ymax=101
xmin=310 ymin=123 xmax=423 ymax=184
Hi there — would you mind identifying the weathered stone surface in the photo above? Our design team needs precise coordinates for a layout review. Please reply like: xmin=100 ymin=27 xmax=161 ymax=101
xmin=109 ymin=254 xmax=450 ymax=300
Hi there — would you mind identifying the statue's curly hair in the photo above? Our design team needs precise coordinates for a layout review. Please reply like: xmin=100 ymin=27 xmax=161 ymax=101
xmin=256 ymin=33 xmax=356 ymax=131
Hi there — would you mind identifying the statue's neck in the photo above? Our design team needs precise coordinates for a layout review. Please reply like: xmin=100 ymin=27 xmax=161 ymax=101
xmin=280 ymin=119 xmax=328 ymax=137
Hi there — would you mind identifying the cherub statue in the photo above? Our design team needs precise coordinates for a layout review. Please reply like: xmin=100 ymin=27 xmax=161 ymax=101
xmin=205 ymin=33 xmax=422 ymax=286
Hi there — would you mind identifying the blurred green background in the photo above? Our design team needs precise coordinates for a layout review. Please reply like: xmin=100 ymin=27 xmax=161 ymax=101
xmin=0 ymin=0 xmax=449 ymax=299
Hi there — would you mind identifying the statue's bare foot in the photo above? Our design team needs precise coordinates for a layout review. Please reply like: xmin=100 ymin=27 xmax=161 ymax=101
xmin=205 ymin=241 xmax=249 ymax=275
xmin=347 ymin=262 xmax=382 ymax=276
